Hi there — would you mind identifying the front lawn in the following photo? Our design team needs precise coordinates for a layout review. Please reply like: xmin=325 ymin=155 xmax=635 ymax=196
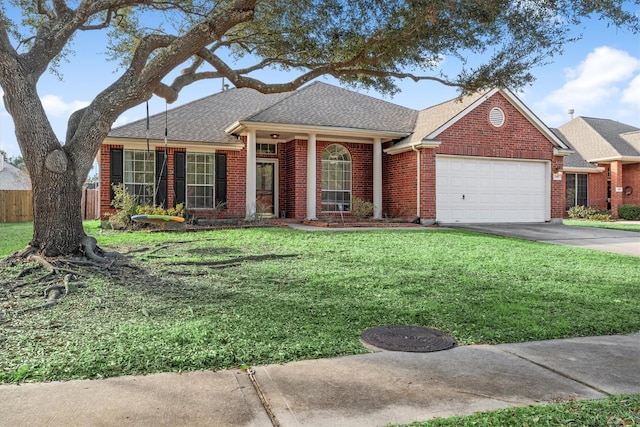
xmin=399 ymin=394 xmax=640 ymax=426
xmin=564 ymin=219 xmax=640 ymax=232
xmin=1 ymin=224 xmax=639 ymax=384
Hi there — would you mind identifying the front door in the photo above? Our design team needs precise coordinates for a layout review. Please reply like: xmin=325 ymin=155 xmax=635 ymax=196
xmin=256 ymin=162 xmax=275 ymax=216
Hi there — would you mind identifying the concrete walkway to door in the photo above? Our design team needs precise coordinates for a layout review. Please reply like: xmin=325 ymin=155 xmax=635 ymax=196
xmin=447 ymin=222 xmax=640 ymax=257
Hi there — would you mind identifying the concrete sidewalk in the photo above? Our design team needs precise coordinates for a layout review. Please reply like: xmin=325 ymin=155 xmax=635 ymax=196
xmin=1 ymin=332 xmax=638 ymax=426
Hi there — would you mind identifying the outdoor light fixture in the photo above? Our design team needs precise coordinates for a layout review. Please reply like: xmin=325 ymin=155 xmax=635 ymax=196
xmin=270 ymin=133 xmax=279 ymax=139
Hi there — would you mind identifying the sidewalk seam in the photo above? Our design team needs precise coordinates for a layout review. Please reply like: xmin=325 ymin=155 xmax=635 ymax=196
xmin=497 ymin=349 xmax=612 ymax=397
xmin=247 ymin=368 xmax=280 ymax=427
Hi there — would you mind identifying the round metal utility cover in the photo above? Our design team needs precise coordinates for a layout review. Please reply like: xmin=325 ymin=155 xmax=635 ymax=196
xmin=361 ymin=325 xmax=456 ymax=352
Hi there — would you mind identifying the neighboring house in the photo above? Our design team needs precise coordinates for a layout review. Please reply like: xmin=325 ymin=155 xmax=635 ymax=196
xmin=554 ymin=117 xmax=640 ymax=217
xmin=0 ymin=155 xmax=31 ymax=190
xmin=99 ymin=82 xmax=571 ymax=224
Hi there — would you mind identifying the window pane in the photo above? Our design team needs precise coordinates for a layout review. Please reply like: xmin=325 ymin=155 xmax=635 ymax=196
xmin=321 ymin=144 xmax=351 ymax=212
xmin=186 ymin=152 xmax=215 ymax=208
xmin=124 ymin=150 xmax=154 ymax=206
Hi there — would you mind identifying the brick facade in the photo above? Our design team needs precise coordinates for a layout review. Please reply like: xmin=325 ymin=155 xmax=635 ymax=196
xmin=99 ymin=91 xmax=570 ymax=223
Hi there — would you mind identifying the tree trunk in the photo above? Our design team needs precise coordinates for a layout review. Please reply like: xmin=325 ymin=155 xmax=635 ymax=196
xmin=30 ymin=160 xmax=88 ymax=257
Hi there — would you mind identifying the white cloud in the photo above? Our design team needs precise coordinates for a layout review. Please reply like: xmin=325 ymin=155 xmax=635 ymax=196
xmin=622 ymin=74 xmax=640 ymax=109
xmin=40 ymin=94 xmax=90 ymax=118
xmin=543 ymin=46 xmax=640 ymax=113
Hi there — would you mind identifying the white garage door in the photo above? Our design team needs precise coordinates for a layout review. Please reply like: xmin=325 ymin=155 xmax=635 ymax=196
xmin=436 ymin=156 xmax=549 ymax=223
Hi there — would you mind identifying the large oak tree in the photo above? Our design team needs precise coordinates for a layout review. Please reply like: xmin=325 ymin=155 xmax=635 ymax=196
xmin=0 ymin=0 xmax=638 ymax=259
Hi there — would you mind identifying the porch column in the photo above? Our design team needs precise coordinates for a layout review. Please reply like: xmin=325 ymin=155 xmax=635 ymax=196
xmin=245 ymin=130 xmax=257 ymax=220
xmin=373 ymin=138 xmax=383 ymax=219
xmin=610 ymin=160 xmax=623 ymax=218
xmin=306 ymin=133 xmax=318 ymax=220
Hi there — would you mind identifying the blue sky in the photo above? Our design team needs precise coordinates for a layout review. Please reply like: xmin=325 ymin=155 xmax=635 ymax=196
xmin=1 ymin=9 xmax=639 ymax=161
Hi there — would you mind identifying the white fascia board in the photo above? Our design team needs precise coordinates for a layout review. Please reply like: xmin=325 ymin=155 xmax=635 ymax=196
xmin=229 ymin=121 xmax=408 ymax=141
xmin=101 ymin=137 xmax=244 ymax=152
xmin=224 ymin=121 xmax=243 ymax=135
xmin=554 ymin=148 xmax=575 ymax=156
xmin=563 ymin=166 xmax=605 ymax=173
xmin=587 ymin=156 xmax=640 ymax=164
xmin=384 ymin=139 xmax=442 ymax=155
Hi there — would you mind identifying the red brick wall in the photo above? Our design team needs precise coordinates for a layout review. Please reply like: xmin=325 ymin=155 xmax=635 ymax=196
xmin=99 ymin=144 xmax=246 ymax=220
xmin=623 ymin=163 xmax=640 ymax=207
xmin=420 ymin=92 xmax=563 ymax=221
xmin=587 ymin=170 xmax=609 ymax=210
xmin=280 ymin=139 xmax=307 ymax=219
xmin=383 ymin=149 xmax=418 ymax=219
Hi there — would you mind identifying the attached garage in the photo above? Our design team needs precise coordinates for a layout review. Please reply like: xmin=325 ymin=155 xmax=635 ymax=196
xmin=436 ymin=156 xmax=550 ymax=223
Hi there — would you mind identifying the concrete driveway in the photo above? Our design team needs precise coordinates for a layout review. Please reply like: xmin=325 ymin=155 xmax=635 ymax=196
xmin=448 ymin=223 xmax=640 ymax=257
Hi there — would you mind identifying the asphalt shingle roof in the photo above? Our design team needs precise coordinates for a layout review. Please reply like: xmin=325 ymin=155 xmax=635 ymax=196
xmin=557 ymin=117 xmax=640 ymax=161
xmin=108 ymin=87 xmax=291 ymax=143
xmin=551 ymin=129 xmax=598 ymax=169
xmin=245 ymin=81 xmax=418 ymax=133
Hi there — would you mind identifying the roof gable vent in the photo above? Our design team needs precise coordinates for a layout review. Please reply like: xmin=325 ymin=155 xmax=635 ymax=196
xmin=489 ymin=107 xmax=505 ymax=127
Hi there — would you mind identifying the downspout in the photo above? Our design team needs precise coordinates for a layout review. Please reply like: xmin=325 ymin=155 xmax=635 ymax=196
xmin=412 ymin=145 xmax=420 ymax=220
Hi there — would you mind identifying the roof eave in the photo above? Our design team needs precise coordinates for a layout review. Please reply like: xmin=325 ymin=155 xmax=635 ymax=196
xmin=554 ymin=148 xmax=574 ymax=157
xmin=587 ymin=155 xmax=640 ymax=164
xmin=101 ymin=137 xmax=245 ymax=152
xmin=562 ymin=166 xmax=605 ymax=173
xmin=227 ymin=121 xmax=410 ymax=141
xmin=384 ymin=139 xmax=443 ymax=155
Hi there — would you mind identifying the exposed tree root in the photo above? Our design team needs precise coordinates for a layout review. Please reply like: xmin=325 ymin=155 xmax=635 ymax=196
xmin=1 ymin=242 xmax=142 ymax=323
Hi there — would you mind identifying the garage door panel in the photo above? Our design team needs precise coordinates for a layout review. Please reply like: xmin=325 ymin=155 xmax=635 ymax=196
xmin=436 ymin=157 xmax=548 ymax=223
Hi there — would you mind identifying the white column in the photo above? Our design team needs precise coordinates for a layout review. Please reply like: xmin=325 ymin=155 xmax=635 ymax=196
xmin=373 ymin=138 xmax=383 ymax=219
xmin=306 ymin=133 xmax=317 ymax=220
xmin=245 ymin=130 xmax=257 ymax=220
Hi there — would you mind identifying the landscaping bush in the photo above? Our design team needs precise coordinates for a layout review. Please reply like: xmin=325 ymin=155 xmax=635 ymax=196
xmin=567 ymin=205 xmax=611 ymax=221
xmin=136 ymin=203 xmax=185 ymax=218
xmin=350 ymin=197 xmax=375 ymax=220
xmin=618 ymin=204 xmax=640 ymax=220
xmin=109 ymin=183 xmax=138 ymax=229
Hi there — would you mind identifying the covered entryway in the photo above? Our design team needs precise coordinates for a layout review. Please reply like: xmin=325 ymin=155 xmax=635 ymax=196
xmin=436 ymin=156 xmax=549 ymax=223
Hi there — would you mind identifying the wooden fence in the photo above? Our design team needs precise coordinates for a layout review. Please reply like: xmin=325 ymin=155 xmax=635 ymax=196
xmin=0 ymin=190 xmax=33 ymax=222
xmin=0 ymin=187 xmax=100 ymax=223
xmin=81 ymin=187 xmax=100 ymax=220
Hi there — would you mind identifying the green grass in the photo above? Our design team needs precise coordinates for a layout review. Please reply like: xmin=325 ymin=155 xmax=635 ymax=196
xmin=1 ymin=224 xmax=639 ymax=386
xmin=0 ymin=222 xmax=34 ymax=255
xmin=564 ymin=219 xmax=640 ymax=232
xmin=398 ymin=394 xmax=640 ymax=426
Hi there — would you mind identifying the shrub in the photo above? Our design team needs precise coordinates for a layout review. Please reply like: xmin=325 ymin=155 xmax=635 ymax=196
xmin=618 ymin=204 xmax=640 ymax=220
xmin=135 ymin=203 xmax=185 ymax=218
xmin=567 ymin=205 xmax=612 ymax=222
xmin=351 ymin=197 xmax=375 ymax=221
xmin=567 ymin=205 xmax=601 ymax=219
xmin=109 ymin=183 xmax=138 ymax=229
xmin=588 ymin=213 xmax=612 ymax=222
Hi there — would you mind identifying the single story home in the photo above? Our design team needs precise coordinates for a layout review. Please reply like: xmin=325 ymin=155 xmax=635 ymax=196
xmin=99 ymin=82 xmax=572 ymax=224
xmin=554 ymin=117 xmax=640 ymax=218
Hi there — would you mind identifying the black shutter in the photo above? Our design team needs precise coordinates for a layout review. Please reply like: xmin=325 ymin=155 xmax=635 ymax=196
xmin=155 ymin=150 xmax=168 ymax=208
xmin=215 ymin=153 xmax=227 ymax=207
xmin=174 ymin=151 xmax=186 ymax=206
xmin=109 ymin=147 xmax=123 ymax=202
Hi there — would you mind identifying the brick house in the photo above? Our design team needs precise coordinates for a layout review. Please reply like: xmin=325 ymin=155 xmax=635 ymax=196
xmin=99 ymin=82 xmax=571 ymax=224
xmin=554 ymin=117 xmax=640 ymax=218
